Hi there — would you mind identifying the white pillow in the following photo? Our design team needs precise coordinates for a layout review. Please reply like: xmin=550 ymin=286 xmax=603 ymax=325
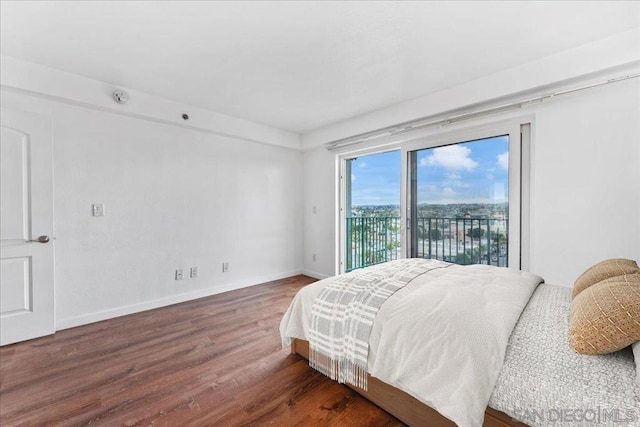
xmin=634 ymin=342 xmax=640 ymax=387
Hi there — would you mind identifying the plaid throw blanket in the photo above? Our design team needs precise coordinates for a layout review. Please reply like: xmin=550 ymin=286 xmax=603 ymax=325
xmin=308 ymin=258 xmax=449 ymax=390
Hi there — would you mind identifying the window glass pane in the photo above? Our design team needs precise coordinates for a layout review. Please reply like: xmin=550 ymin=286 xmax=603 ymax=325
xmin=412 ymin=135 xmax=509 ymax=266
xmin=346 ymin=151 xmax=401 ymax=271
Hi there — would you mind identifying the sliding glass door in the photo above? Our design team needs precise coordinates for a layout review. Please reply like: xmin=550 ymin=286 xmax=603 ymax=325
xmin=406 ymin=124 xmax=526 ymax=268
xmin=339 ymin=122 xmax=528 ymax=273
xmin=342 ymin=151 xmax=401 ymax=272
xmin=409 ymin=135 xmax=509 ymax=266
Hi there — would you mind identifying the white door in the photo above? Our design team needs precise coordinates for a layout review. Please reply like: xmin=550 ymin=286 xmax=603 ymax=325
xmin=0 ymin=107 xmax=54 ymax=346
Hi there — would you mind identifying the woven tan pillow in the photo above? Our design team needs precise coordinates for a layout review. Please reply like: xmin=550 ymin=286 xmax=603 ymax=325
xmin=572 ymin=258 xmax=639 ymax=299
xmin=570 ymin=273 xmax=640 ymax=355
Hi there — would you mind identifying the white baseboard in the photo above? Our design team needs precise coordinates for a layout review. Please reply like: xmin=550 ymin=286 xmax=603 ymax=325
xmin=56 ymin=269 xmax=302 ymax=331
xmin=301 ymin=269 xmax=331 ymax=280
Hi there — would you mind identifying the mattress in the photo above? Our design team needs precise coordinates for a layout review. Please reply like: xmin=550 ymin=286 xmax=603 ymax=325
xmin=489 ymin=284 xmax=640 ymax=426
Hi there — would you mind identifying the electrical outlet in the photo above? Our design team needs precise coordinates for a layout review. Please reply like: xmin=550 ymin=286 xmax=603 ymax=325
xmin=190 ymin=266 xmax=199 ymax=278
xmin=92 ymin=203 xmax=105 ymax=217
xmin=312 ymin=253 xmax=316 ymax=262
xmin=175 ymin=269 xmax=184 ymax=280
xmin=222 ymin=262 xmax=229 ymax=273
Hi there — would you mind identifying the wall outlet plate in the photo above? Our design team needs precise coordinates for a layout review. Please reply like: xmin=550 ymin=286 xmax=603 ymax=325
xmin=175 ymin=269 xmax=184 ymax=280
xmin=92 ymin=203 xmax=105 ymax=217
xmin=190 ymin=267 xmax=198 ymax=278
xmin=222 ymin=262 xmax=229 ymax=273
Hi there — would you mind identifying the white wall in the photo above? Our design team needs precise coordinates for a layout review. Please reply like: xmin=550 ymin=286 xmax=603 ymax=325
xmin=2 ymin=90 xmax=303 ymax=329
xmin=529 ymin=79 xmax=640 ymax=284
xmin=301 ymin=147 xmax=337 ymax=279
xmin=302 ymin=78 xmax=640 ymax=286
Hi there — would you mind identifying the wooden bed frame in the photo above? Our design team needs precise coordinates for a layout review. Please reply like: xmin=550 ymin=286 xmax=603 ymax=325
xmin=291 ymin=338 xmax=526 ymax=427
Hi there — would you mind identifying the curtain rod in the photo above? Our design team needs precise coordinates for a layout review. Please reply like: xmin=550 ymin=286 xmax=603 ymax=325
xmin=325 ymin=72 xmax=639 ymax=152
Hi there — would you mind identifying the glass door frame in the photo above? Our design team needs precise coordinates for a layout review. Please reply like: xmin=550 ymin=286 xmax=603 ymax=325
xmin=338 ymin=147 xmax=405 ymax=274
xmin=401 ymin=121 xmax=529 ymax=270
xmin=336 ymin=118 xmax=531 ymax=274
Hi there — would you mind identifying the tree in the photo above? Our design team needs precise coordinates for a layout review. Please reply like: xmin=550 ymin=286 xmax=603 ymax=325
xmin=428 ymin=228 xmax=443 ymax=240
xmin=466 ymin=228 xmax=485 ymax=239
xmin=490 ymin=233 xmax=507 ymax=254
xmin=491 ymin=233 xmax=505 ymax=243
xmin=455 ymin=251 xmax=474 ymax=265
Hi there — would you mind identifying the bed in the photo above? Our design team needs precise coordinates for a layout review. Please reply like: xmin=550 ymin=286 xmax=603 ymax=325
xmin=280 ymin=259 xmax=640 ymax=427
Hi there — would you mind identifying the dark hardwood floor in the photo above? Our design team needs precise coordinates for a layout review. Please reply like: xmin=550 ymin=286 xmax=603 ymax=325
xmin=0 ymin=275 xmax=404 ymax=426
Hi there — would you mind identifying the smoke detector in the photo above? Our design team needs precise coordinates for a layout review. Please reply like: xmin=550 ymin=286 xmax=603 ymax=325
xmin=112 ymin=89 xmax=130 ymax=104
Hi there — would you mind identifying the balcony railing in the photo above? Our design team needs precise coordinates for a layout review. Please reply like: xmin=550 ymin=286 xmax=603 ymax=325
xmin=345 ymin=216 xmax=508 ymax=272
xmin=345 ymin=217 xmax=401 ymax=272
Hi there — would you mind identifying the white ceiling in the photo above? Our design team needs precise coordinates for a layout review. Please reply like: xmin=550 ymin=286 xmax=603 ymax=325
xmin=1 ymin=1 xmax=638 ymax=134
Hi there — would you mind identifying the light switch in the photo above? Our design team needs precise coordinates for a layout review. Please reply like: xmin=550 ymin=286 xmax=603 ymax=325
xmin=92 ymin=204 xmax=105 ymax=217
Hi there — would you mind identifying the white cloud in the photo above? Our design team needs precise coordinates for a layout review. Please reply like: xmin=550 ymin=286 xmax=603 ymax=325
xmin=358 ymin=162 xmax=367 ymax=168
xmin=351 ymin=174 xmax=356 ymax=182
xmin=420 ymin=145 xmax=478 ymax=171
xmin=440 ymin=171 xmax=472 ymax=189
xmin=442 ymin=175 xmax=471 ymax=188
xmin=442 ymin=187 xmax=455 ymax=196
xmin=446 ymin=172 xmax=461 ymax=180
xmin=497 ymin=152 xmax=509 ymax=170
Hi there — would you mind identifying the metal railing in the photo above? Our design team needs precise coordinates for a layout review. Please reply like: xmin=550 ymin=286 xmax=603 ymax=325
xmin=414 ymin=217 xmax=509 ymax=267
xmin=345 ymin=217 xmax=401 ymax=272
xmin=345 ymin=216 xmax=508 ymax=272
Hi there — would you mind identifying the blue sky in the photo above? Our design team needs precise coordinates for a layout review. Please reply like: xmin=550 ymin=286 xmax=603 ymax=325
xmin=350 ymin=135 xmax=509 ymax=206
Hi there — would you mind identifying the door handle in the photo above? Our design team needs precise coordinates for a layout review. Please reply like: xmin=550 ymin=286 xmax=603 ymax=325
xmin=29 ymin=235 xmax=50 ymax=243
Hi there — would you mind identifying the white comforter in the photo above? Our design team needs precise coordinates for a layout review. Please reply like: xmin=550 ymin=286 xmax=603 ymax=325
xmin=280 ymin=262 xmax=543 ymax=427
